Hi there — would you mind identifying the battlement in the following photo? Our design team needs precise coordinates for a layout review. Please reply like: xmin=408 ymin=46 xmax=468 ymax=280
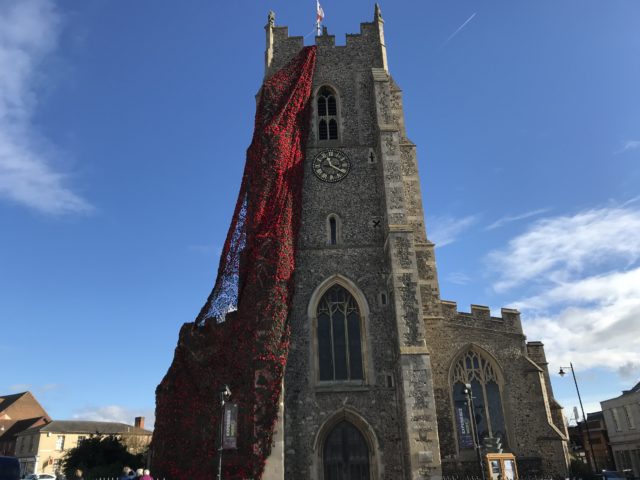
xmin=264 ymin=5 xmax=388 ymax=77
xmin=439 ymin=300 xmax=523 ymax=334
xmin=271 ymin=26 xmax=304 ymax=50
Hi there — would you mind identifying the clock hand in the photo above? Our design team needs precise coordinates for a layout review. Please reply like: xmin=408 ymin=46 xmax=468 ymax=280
xmin=325 ymin=158 xmax=347 ymax=174
xmin=328 ymin=163 xmax=347 ymax=174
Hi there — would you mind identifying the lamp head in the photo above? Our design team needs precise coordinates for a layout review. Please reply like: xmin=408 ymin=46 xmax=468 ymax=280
xmin=559 ymin=367 xmax=566 ymax=377
xmin=220 ymin=385 xmax=231 ymax=400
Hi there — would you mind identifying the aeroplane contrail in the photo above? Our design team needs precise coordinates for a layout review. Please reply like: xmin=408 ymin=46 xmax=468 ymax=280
xmin=441 ymin=12 xmax=477 ymax=48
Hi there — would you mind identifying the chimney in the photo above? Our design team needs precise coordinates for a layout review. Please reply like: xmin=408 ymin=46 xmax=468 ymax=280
xmin=134 ymin=416 xmax=145 ymax=429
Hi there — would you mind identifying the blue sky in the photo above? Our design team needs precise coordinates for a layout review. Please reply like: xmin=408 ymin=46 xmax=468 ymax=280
xmin=1 ymin=0 xmax=639 ymax=427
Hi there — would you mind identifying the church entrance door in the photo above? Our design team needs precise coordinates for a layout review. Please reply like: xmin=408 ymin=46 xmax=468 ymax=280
xmin=323 ymin=421 xmax=370 ymax=480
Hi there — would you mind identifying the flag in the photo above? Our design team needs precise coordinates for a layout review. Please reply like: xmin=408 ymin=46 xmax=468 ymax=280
xmin=316 ymin=0 xmax=325 ymax=25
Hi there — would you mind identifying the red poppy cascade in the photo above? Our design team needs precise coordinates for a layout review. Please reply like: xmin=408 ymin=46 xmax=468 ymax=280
xmin=152 ymin=46 xmax=317 ymax=480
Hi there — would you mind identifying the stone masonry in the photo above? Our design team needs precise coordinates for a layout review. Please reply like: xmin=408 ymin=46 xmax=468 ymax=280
xmin=427 ymin=303 xmax=569 ymax=476
xmin=260 ymin=6 xmax=569 ymax=480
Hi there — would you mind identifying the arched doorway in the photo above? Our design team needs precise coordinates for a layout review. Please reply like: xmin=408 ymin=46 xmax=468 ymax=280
xmin=323 ymin=421 xmax=370 ymax=480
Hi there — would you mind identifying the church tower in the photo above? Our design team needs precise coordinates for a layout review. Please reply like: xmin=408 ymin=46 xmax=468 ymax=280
xmin=262 ymin=7 xmax=569 ymax=480
xmin=265 ymin=6 xmax=444 ymax=479
xmin=153 ymin=7 xmax=569 ymax=480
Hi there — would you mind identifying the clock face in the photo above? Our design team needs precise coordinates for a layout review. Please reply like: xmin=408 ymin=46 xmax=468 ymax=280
xmin=312 ymin=149 xmax=351 ymax=183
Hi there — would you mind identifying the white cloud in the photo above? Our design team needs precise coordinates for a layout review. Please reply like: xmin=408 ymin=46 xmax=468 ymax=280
xmin=446 ymin=272 xmax=471 ymax=285
xmin=616 ymin=140 xmax=640 ymax=154
xmin=622 ymin=195 xmax=640 ymax=207
xmin=487 ymin=207 xmax=640 ymax=292
xmin=556 ymin=396 xmax=611 ymax=421
xmin=515 ymin=268 xmax=640 ymax=311
xmin=485 ymin=207 xmax=551 ymax=231
xmin=428 ymin=214 xmax=479 ymax=247
xmin=0 ymin=0 xmax=92 ymax=214
xmin=40 ymin=383 xmax=59 ymax=392
xmin=9 ymin=383 xmax=31 ymax=392
xmin=487 ymin=206 xmax=640 ymax=376
xmin=518 ymin=268 xmax=640 ymax=372
xmin=6 ymin=382 xmax=60 ymax=393
xmin=617 ymin=362 xmax=640 ymax=380
xmin=72 ymin=405 xmax=155 ymax=429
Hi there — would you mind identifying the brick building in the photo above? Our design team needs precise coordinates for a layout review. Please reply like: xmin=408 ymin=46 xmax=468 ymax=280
xmin=0 ymin=391 xmax=50 ymax=457
xmin=569 ymin=412 xmax=615 ymax=473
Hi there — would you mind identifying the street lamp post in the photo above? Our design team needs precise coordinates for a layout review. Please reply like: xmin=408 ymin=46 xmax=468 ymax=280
xmin=464 ymin=383 xmax=486 ymax=480
xmin=559 ymin=363 xmax=599 ymax=473
xmin=217 ymin=385 xmax=232 ymax=480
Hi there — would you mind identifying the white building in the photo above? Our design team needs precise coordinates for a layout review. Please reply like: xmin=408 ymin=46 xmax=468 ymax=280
xmin=601 ymin=382 xmax=640 ymax=477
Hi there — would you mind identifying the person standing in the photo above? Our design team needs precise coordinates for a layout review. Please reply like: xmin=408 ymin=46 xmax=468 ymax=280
xmin=73 ymin=469 xmax=84 ymax=480
xmin=118 ymin=467 xmax=131 ymax=480
xmin=140 ymin=469 xmax=153 ymax=480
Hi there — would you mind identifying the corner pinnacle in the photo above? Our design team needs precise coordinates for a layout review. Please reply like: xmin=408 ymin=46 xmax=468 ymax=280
xmin=374 ymin=3 xmax=383 ymax=21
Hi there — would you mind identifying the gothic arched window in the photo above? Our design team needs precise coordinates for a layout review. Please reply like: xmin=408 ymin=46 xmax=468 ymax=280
xmin=323 ymin=421 xmax=370 ymax=480
xmin=317 ymin=285 xmax=363 ymax=381
xmin=317 ymin=86 xmax=339 ymax=140
xmin=451 ymin=349 xmax=508 ymax=450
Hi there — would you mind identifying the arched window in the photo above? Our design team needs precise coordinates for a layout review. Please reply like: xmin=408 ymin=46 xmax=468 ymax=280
xmin=323 ymin=421 xmax=370 ymax=480
xmin=317 ymin=285 xmax=363 ymax=381
xmin=451 ymin=349 xmax=507 ymax=450
xmin=329 ymin=217 xmax=337 ymax=244
xmin=317 ymin=86 xmax=339 ymax=140
xmin=327 ymin=214 xmax=341 ymax=245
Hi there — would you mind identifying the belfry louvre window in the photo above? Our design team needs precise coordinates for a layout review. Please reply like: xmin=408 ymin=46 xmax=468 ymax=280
xmin=317 ymin=86 xmax=339 ymax=140
xmin=317 ymin=285 xmax=363 ymax=381
xmin=452 ymin=349 xmax=507 ymax=450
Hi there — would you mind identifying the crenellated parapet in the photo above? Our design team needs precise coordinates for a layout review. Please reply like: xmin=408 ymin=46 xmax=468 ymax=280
xmin=264 ymin=6 xmax=387 ymax=78
xmin=264 ymin=25 xmax=304 ymax=78
xmin=439 ymin=300 xmax=523 ymax=335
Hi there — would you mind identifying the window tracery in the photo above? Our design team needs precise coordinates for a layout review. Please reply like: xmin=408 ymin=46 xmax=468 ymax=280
xmin=317 ymin=285 xmax=363 ymax=381
xmin=451 ymin=349 xmax=507 ymax=450
xmin=323 ymin=421 xmax=370 ymax=480
xmin=317 ymin=86 xmax=339 ymax=140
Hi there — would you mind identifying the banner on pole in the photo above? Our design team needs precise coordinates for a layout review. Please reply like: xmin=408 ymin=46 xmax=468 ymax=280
xmin=455 ymin=405 xmax=474 ymax=449
xmin=222 ymin=403 xmax=238 ymax=450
